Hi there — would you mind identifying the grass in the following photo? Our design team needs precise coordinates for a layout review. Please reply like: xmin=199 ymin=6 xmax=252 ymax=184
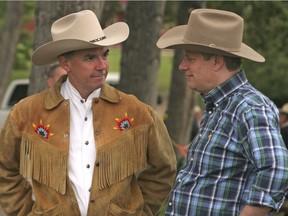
xmin=158 ymin=50 xmax=173 ymax=92
xmin=11 ymin=48 xmax=173 ymax=93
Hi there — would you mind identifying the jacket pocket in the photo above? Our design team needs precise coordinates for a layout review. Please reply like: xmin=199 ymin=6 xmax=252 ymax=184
xmin=19 ymin=134 xmax=67 ymax=194
xmin=34 ymin=204 xmax=63 ymax=216
xmin=107 ymin=202 xmax=136 ymax=216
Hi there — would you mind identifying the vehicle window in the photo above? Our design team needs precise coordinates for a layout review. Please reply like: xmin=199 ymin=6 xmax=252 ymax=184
xmin=107 ymin=81 xmax=119 ymax=89
xmin=8 ymin=84 xmax=28 ymax=107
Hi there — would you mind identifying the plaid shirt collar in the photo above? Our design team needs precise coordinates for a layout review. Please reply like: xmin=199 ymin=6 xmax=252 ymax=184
xmin=201 ymin=69 xmax=247 ymax=111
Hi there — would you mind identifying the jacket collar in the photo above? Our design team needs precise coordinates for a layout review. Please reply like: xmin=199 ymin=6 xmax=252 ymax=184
xmin=44 ymin=75 xmax=121 ymax=110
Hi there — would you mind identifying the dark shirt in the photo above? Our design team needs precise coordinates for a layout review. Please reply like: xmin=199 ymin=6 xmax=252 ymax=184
xmin=281 ymin=124 xmax=288 ymax=148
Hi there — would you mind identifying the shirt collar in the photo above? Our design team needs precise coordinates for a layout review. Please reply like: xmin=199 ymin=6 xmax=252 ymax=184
xmin=44 ymin=75 xmax=121 ymax=110
xmin=202 ymin=70 xmax=248 ymax=110
xmin=63 ymin=78 xmax=101 ymax=102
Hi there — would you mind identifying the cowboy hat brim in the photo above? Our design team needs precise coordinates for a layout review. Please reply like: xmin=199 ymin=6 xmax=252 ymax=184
xmin=157 ymin=25 xmax=265 ymax=62
xmin=32 ymin=22 xmax=129 ymax=66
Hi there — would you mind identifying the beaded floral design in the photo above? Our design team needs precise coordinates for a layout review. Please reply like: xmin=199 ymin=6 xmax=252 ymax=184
xmin=32 ymin=119 xmax=53 ymax=138
xmin=114 ymin=113 xmax=134 ymax=131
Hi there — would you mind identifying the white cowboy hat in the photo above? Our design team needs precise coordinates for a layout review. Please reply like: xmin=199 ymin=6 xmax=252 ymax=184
xmin=157 ymin=8 xmax=265 ymax=62
xmin=32 ymin=10 xmax=129 ymax=66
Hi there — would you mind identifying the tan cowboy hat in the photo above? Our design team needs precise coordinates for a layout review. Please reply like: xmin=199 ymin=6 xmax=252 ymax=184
xmin=32 ymin=10 xmax=129 ymax=66
xmin=157 ymin=8 xmax=265 ymax=62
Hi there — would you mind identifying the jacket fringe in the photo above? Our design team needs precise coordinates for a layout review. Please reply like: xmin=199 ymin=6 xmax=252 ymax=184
xmin=98 ymin=128 xmax=148 ymax=190
xmin=19 ymin=135 xmax=67 ymax=194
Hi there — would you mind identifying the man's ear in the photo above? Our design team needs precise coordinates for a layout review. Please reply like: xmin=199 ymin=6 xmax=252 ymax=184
xmin=213 ymin=55 xmax=225 ymax=71
xmin=46 ymin=78 xmax=54 ymax=88
xmin=58 ymin=56 xmax=70 ymax=72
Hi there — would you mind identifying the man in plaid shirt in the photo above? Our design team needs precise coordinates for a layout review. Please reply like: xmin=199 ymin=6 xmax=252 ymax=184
xmin=157 ymin=8 xmax=288 ymax=216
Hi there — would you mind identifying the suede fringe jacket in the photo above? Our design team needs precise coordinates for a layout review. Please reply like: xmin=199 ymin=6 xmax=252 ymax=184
xmin=0 ymin=77 xmax=177 ymax=216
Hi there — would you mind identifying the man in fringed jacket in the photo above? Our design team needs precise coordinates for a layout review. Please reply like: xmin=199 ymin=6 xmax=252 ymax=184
xmin=0 ymin=10 xmax=176 ymax=216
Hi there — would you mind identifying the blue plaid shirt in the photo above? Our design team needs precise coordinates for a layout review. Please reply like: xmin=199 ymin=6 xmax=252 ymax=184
xmin=165 ymin=70 xmax=288 ymax=216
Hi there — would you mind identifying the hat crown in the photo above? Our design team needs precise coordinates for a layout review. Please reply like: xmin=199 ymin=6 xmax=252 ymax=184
xmin=51 ymin=10 xmax=105 ymax=42
xmin=184 ymin=9 xmax=243 ymax=51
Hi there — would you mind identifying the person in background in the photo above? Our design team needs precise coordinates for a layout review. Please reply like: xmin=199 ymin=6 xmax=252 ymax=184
xmin=0 ymin=10 xmax=176 ymax=216
xmin=157 ymin=8 xmax=288 ymax=216
xmin=45 ymin=63 xmax=67 ymax=88
xmin=280 ymin=103 xmax=288 ymax=147
xmin=177 ymin=105 xmax=203 ymax=169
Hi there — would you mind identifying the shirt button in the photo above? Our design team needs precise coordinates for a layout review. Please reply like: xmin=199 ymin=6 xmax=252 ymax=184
xmin=168 ymin=202 xmax=172 ymax=206
xmin=208 ymin=111 xmax=212 ymax=114
xmin=177 ymin=178 xmax=182 ymax=182
xmin=80 ymin=100 xmax=84 ymax=103
xmin=86 ymin=164 xmax=90 ymax=168
xmin=85 ymin=141 xmax=89 ymax=145
xmin=64 ymin=133 xmax=69 ymax=138
xmin=95 ymin=131 xmax=100 ymax=136
xmin=84 ymin=117 xmax=88 ymax=121
xmin=89 ymin=188 xmax=91 ymax=192
xmin=72 ymin=200 xmax=77 ymax=206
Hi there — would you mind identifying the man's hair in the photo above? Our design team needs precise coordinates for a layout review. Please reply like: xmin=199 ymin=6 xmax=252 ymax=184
xmin=61 ymin=51 xmax=76 ymax=59
xmin=202 ymin=53 xmax=242 ymax=71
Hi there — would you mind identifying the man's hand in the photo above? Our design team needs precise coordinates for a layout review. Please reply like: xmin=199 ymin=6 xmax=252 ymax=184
xmin=239 ymin=205 xmax=271 ymax=216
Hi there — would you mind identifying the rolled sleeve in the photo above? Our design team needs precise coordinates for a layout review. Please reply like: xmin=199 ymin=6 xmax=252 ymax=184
xmin=240 ymin=105 xmax=288 ymax=211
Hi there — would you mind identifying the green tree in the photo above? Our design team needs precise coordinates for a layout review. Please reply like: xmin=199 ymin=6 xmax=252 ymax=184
xmin=13 ymin=1 xmax=35 ymax=73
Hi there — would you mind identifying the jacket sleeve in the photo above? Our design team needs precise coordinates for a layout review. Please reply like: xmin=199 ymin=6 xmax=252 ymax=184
xmin=137 ymin=108 xmax=177 ymax=215
xmin=0 ymin=113 xmax=34 ymax=215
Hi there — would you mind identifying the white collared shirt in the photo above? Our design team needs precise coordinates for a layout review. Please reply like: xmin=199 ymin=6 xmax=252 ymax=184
xmin=61 ymin=78 xmax=100 ymax=216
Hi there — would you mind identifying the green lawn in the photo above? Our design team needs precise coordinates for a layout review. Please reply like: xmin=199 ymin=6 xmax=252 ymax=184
xmin=158 ymin=51 xmax=173 ymax=92
xmin=12 ymin=47 xmax=173 ymax=93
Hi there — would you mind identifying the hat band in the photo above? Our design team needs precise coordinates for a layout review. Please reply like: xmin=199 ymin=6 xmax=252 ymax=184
xmin=90 ymin=36 xmax=106 ymax=43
